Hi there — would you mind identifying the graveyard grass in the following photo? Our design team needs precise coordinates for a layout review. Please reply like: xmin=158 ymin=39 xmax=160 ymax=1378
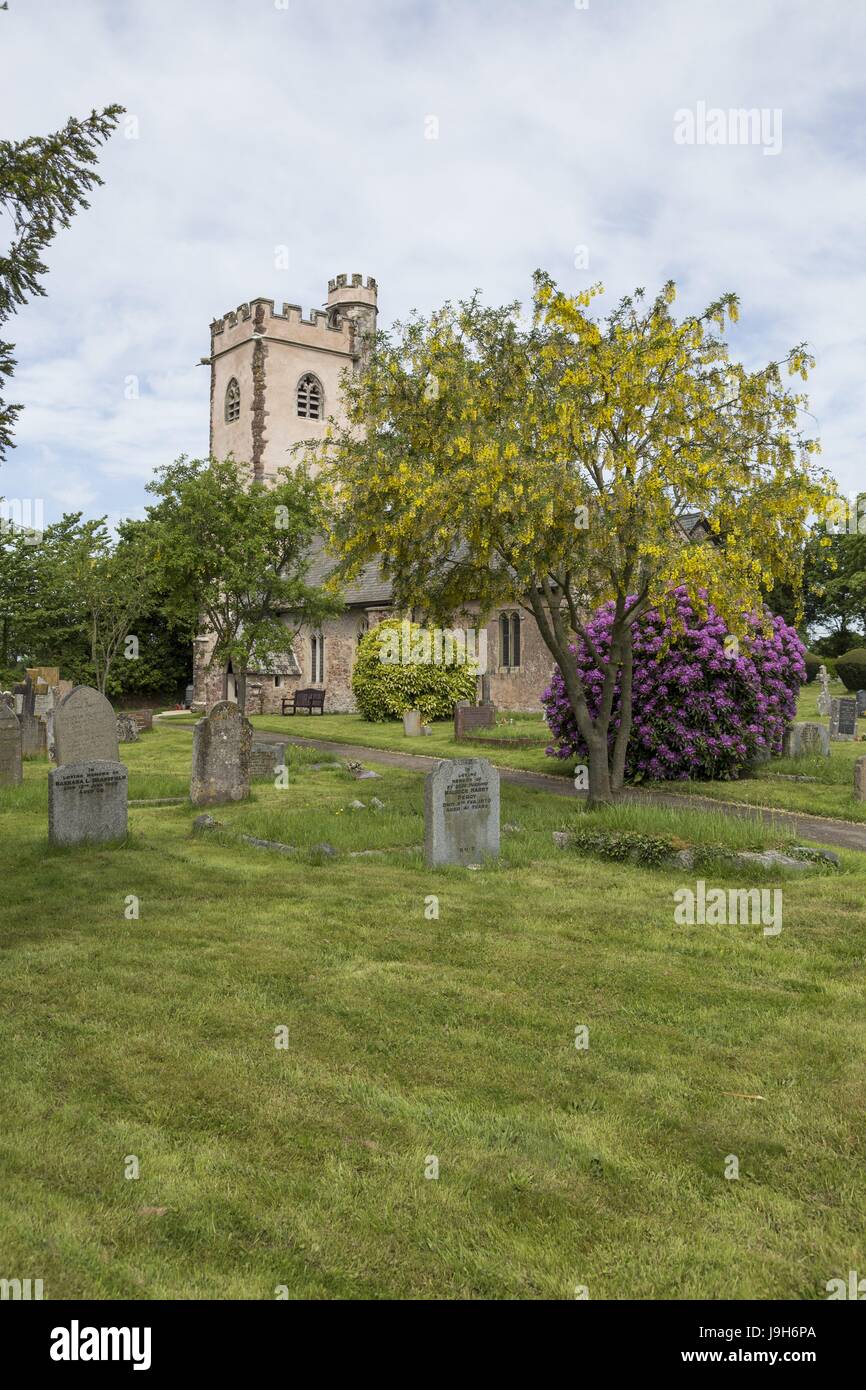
xmin=166 ymin=675 xmax=866 ymax=822
xmin=1 ymin=725 xmax=864 ymax=1300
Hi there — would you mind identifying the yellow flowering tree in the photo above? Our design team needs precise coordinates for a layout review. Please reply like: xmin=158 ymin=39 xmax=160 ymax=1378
xmin=310 ymin=273 xmax=832 ymax=805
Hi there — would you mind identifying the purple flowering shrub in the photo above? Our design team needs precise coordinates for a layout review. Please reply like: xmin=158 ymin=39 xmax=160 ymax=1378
xmin=542 ymin=588 xmax=806 ymax=781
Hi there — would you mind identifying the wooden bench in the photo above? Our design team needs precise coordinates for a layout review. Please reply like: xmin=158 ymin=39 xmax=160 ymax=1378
xmin=282 ymin=688 xmax=326 ymax=716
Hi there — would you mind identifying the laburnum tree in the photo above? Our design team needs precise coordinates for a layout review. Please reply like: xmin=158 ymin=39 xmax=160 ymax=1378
xmin=146 ymin=456 xmax=342 ymax=712
xmin=0 ymin=105 xmax=123 ymax=461
xmin=311 ymin=273 xmax=833 ymax=805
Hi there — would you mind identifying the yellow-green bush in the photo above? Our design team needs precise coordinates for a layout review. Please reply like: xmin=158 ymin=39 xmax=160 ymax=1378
xmin=352 ymin=617 xmax=478 ymax=722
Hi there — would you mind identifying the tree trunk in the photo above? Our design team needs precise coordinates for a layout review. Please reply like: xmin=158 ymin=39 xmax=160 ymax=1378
xmin=585 ymin=729 xmax=614 ymax=807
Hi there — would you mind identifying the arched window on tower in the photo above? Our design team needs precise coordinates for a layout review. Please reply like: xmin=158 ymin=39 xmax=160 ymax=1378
xmin=225 ymin=377 xmax=240 ymax=423
xmin=297 ymin=373 xmax=323 ymax=420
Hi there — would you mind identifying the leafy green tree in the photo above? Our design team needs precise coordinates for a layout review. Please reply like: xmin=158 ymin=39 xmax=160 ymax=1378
xmin=314 ymin=274 xmax=832 ymax=805
xmin=146 ymin=457 xmax=342 ymax=711
xmin=1 ymin=105 xmax=123 ymax=460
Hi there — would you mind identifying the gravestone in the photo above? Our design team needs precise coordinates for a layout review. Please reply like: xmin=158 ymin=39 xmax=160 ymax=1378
xmin=54 ymin=686 xmax=119 ymax=765
xmin=190 ymin=701 xmax=252 ymax=806
xmin=857 ymin=690 xmax=866 ymax=717
xmin=782 ymin=722 xmax=830 ymax=759
xmin=402 ymin=709 xmax=422 ymax=737
xmin=830 ymin=697 xmax=857 ymax=742
xmin=33 ymin=682 xmax=54 ymax=717
xmin=250 ymin=739 xmax=286 ymax=781
xmin=0 ymin=704 xmax=23 ymax=786
xmin=816 ymin=666 xmax=832 ymax=717
xmin=454 ymin=701 xmax=496 ymax=740
xmin=48 ymin=760 xmax=128 ymax=847
xmin=20 ymin=713 xmax=47 ymax=759
xmin=116 ymin=713 xmax=140 ymax=744
xmin=424 ymin=757 xmax=500 ymax=867
xmin=0 ymin=691 xmax=14 ymax=710
xmin=855 ymin=757 xmax=866 ymax=802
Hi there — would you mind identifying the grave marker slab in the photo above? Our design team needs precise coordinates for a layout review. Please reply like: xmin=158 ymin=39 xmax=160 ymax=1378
xmin=116 ymin=713 xmax=140 ymax=744
xmin=250 ymin=739 xmax=286 ymax=781
xmin=20 ymin=712 xmax=47 ymax=759
xmin=54 ymin=686 xmax=119 ymax=765
xmin=782 ymin=722 xmax=830 ymax=759
xmin=830 ymin=697 xmax=857 ymax=742
xmin=454 ymin=702 xmax=496 ymax=740
xmin=857 ymin=690 xmax=866 ymax=717
xmin=0 ymin=704 xmax=22 ymax=785
xmin=855 ymin=756 xmax=866 ymax=802
xmin=190 ymin=701 xmax=252 ymax=806
xmin=48 ymin=759 xmax=128 ymax=847
xmin=424 ymin=757 xmax=500 ymax=867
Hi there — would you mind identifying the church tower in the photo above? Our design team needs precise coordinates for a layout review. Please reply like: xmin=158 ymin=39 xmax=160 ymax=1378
xmin=206 ymin=273 xmax=377 ymax=480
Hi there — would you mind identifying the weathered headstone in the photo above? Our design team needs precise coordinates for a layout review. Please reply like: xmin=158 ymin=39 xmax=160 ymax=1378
xmin=855 ymin=756 xmax=866 ymax=802
xmin=20 ymin=712 xmax=47 ymax=759
xmin=783 ymin=722 xmax=831 ymax=759
xmin=48 ymin=760 xmax=128 ymax=847
xmin=816 ymin=666 xmax=832 ymax=717
xmin=454 ymin=701 xmax=496 ymax=740
xmin=830 ymin=696 xmax=857 ymax=742
xmin=116 ymin=713 xmax=140 ymax=744
xmin=54 ymin=686 xmax=119 ymax=765
xmin=402 ymin=709 xmax=422 ymax=737
xmin=857 ymin=690 xmax=866 ymax=717
xmin=250 ymin=739 xmax=286 ymax=781
xmin=190 ymin=701 xmax=252 ymax=805
xmin=424 ymin=757 xmax=500 ymax=867
xmin=0 ymin=704 xmax=23 ymax=786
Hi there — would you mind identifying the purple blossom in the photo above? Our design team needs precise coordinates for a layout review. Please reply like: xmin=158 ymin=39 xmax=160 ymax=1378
xmin=542 ymin=592 xmax=805 ymax=782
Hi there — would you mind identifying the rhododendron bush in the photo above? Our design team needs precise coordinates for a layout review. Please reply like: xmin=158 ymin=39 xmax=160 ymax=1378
xmin=543 ymin=589 xmax=805 ymax=781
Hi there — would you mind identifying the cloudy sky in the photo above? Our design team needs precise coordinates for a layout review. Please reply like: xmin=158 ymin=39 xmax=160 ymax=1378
xmin=1 ymin=0 xmax=864 ymax=530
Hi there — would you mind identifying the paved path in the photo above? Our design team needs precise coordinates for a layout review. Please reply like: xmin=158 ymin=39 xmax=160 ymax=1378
xmin=156 ymin=718 xmax=866 ymax=852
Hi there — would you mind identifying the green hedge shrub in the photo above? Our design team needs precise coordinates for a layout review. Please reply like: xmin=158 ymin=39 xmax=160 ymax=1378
xmin=835 ymin=648 xmax=866 ymax=691
xmin=803 ymin=652 xmax=822 ymax=684
xmin=352 ymin=617 xmax=479 ymax=722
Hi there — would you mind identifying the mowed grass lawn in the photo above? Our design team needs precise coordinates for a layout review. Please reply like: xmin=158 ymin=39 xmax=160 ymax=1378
xmin=1 ymin=725 xmax=865 ymax=1300
xmin=164 ymin=673 xmax=866 ymax=822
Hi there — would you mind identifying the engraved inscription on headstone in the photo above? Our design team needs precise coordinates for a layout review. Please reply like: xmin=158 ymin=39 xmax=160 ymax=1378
xmin=48 ymin=759 xmax=128 ymax=847
xmin=830 ymin=696 xmax=857 ymax=741
xmin=54 ymin=686 xmax=120 ymax=765
xmin=424 ymin=757 xmax=500 ymax=867
xmin=0 ymin=703 xmax=23 ymax=786
xmin=190 ymin=701 xmax=253 ymax=806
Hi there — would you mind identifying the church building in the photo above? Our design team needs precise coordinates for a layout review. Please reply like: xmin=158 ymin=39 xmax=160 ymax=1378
xmin=192 ymin=273 xmax=555 ymax=715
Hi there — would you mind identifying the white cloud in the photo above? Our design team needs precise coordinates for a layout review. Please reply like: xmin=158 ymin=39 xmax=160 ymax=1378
xmin=1 ymin=0 xmax=864 ymax=524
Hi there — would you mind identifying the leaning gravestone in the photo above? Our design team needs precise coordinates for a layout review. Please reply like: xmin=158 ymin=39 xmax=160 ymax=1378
xmin=783 ymin=722 xmax=830 ymax=759
xmin=424 ymin=757 xmax=500 ymax=867
xmin=250 ymin=739 xmax=286 ymax=781
xmin=54 ymin=686 xmax=119 ymax=765
xmin=830 ymin=696 xmax=857 ymax=742
xmin=855 ymin=757 xmax=866 ymax=802
xmin=190 ymin=701 xmax=252 ymax=806
xmin=48 ymin=760 xmax=128 ymax=847
xmin=0 ymin=704 xmax=23 ymax=786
